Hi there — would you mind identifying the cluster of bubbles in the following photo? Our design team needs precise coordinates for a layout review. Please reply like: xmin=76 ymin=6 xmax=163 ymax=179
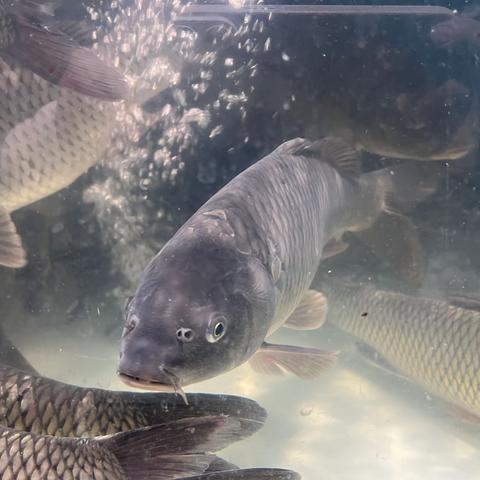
xmin=80 ymin=0 xmax=268 ymax=296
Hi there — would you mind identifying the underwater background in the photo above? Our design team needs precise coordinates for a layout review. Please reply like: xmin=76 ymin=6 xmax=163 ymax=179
xmin=2 ymin=0 xmax=480 ymax=478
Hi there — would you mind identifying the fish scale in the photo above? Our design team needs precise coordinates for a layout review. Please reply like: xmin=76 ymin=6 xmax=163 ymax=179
xmin=0 ymin=90 xmax=114 ymax=212
xmin=196 ymin=143 xmax=360 ymax=330
xmin=324 ymin=282 xmax=480 ymax=416
xmin=0 ymin=367 xmax=149 ymax=437
xmin=120 ymin=137 xmax=416 ymax=388
xmin=0 ymin=362 xmax=267 ymax=442
xmin=0 ymin=427 xmax=127 ymax=479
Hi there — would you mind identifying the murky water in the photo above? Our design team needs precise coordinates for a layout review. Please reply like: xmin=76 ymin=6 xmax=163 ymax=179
xmin=2 ymin=0 xmax=480 ymax=479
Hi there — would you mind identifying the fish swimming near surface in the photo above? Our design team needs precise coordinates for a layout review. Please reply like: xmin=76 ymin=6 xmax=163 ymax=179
xmin=118 ymin=136 xmax=434 ymax=394
xmin=0 ymin=415 xmax=246 ymax=480
xmin=319 ymin=280 xmax=480 ymax=420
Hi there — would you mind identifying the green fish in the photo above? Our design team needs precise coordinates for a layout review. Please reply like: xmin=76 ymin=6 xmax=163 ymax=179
xmin=321 ymin=280 xmax=480 ymax=419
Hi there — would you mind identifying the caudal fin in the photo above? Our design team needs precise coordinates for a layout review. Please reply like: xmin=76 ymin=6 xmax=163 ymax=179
xmin=7 ymin=11 xmax=128 ymax=101
xmin=0 ymin=210 xmax=27 ymax=268
xmin=355 ymin=161 xmax=442 ymax=286
xmin=183 ymin=468 xmax=302 ymax=480
xmin=100 ymin=416 xmax=243 ymax=480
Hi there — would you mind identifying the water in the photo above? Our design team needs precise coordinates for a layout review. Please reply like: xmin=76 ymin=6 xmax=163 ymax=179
xmin=1 ymin=0 xmax=480 ymax=478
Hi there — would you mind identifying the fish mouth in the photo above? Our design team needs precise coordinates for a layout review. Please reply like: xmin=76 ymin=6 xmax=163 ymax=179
xmin=118 ymin=370 xmax=189 ymax=405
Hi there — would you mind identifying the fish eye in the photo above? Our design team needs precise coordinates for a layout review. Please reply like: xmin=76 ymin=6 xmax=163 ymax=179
xmin=214 ymin=322 xmax=225 ymax=337
xmin=206 ymin=316 xmax=227 ymax=343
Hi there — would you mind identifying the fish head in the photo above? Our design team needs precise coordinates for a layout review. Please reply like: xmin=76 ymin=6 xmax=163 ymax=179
xmin=118 ymin=239 xmax=275 ymax=390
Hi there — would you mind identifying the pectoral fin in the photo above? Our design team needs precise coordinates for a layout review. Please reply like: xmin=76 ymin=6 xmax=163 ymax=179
xmin=250 ymin=342 xmax=337 ymax=379
xmin=0 ymin=210 xmax=27 ymax=268
xmin=283 ymin=290 xmax=328 ymax=330
xmin=321 ymin=237 xmax=349 ymax=259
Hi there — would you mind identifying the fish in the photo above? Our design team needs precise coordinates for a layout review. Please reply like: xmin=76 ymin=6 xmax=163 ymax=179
xmin=319 ymin=280 xmax=480 ymax=420
xmin=0 ymin=87 xmax=116 ymax=268
xmin=0 ymin=415 xmax=245 ymax=480
xmin=118 ymin=136 xmax=432 ymax=393
xmin=0 ymin=363 xmax=266 ymax=439
xmin=0 ymin=0 xmax=183 ymax=270
xmin=0 ymin=0 xmax=128 ymax=100
xmin=313 ymin=79 xmax=478 ymax=161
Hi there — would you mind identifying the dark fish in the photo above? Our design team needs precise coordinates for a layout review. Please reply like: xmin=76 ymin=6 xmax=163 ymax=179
xmin=0 ymin=415 xmax=242 ymax=479
xmin=320 ymin=280 xmax=480 ymax=419
xmin=316 ymin=79 xmax=478 ymax=162
xmin=0 ymin=363 xmax=266 ymax=439
xmin=0 ymin=0 xmax=127 ymax=100
xmin=118 ymin=137 xmax=430 ymax=393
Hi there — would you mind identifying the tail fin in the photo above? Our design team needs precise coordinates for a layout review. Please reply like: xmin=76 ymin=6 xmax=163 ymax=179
xmin=0 ymin=210 xmax=27 ymax=268
xmin=100 ymin=416 xmax=242 ymax=480
xmin=355 ymin=162 xmax=442 ymax=287
xmin=183 ymin=468 xmax=302 ymax=480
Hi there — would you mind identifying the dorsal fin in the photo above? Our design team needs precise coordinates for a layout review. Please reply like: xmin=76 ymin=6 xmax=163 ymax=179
xmin=273 ymin=137 xmax=361 ymax=177
xmin=310 ymin=137 xmax=361 ymax=177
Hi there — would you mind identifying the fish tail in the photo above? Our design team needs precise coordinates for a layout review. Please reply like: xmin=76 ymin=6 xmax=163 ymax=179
xmin=0 ymin=210 xmax=27 ymax=269
xmin=354 ymin=162 xmax=442 ymax=287
xmin=98 ymin=416 xmax=242 ymax=480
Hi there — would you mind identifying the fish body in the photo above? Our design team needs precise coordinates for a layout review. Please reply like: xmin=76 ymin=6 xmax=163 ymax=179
xmin=0 ymin=0 xmax=186 ymax=269
xmin=0 ymin=0 xmax=133 ymax=269
xmin=0 ymin=87 xmax=115 ymax=268
xmin=0 ymin=363 xmax=266 ymax=439
xmin=118 ymin=137 xmax=418 ymax=390
xmin=0 ymin=415 xmax=242 ymax=480
xmin=322 ymin=281 xmax=480 ymax=417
